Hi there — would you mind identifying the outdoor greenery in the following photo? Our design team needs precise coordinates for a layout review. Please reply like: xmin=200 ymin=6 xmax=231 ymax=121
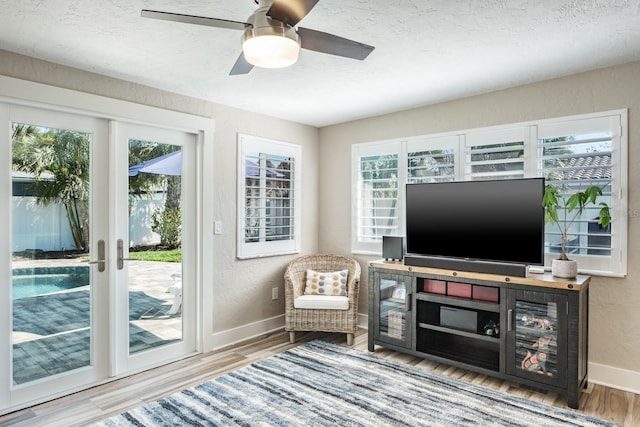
xmin=151 ymin=207 xmax=181 ymax=249
xmin=12 ymin=127 xmax=182 ymax=253
xmin=542 ymin=184 xmax=611 ymax=260
xmin=128 ymin=140 xmax=179 ymax=195
xmin=129 ymin=140 xmax=182 ymax=249
xmin=360 ymin=154 xmax=398 ymax=237
xmin=128 ymin=249 xmax=181 ymax=263
xmin=12 ymin=125 xmax=91 ymax=251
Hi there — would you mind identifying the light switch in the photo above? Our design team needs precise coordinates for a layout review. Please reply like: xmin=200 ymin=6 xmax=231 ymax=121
xmin=214 ymin=221 xmax=222 ymax=235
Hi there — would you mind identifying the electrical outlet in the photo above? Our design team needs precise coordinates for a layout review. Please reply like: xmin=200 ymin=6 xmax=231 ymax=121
xmin=271 ymin=287 xmax=278 ymax=300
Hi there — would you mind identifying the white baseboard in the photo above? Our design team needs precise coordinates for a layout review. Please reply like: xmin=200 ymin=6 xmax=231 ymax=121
xmin=358 ymin=313 xmax=368 ymax=329
xmin=588 ymin=362 xmax=640 ymax=395
xmin=208 ymin=313 xmax=370 ymax=351
xmin=209 ymin=314 xmax=285 ymax=351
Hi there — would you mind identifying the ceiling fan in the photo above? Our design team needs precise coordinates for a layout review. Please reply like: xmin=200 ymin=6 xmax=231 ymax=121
xmin=141 ymin=0 xmax=375 ymax=75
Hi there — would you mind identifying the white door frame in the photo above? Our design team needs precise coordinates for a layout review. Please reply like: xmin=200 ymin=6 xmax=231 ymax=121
xmin=2 ymin=104 xmax=110 ymax=408
xmin=112 ymin=122 xmax=198 ymax=375
xmin=0 ymin=75 xmax=215 ymax=414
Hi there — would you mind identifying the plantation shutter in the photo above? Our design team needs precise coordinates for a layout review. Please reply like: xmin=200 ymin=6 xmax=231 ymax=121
xmin=537 ymin=116 xmax=616 ymax=265
xmin=238 ymin=134 xmax=300 ymax=259
xmin=352 ymin=142 xmax=401 ymax=253
xmin=465 ymin=128 xmax=527 ymax=181
xmin=351 ymin=110 xmax=626 ymax=275
xmin=406 ymin=136 xmax=458 ymax=183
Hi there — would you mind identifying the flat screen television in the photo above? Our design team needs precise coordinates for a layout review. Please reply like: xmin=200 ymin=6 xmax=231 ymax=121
xmin=404 ymin=178 xmax=545 ymax=276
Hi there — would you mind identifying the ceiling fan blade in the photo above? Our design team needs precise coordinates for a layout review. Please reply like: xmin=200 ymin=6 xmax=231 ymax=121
xmin=297 ymin=27 xmax=375 ymax=60
xmin=141 ymin=9 xmax=249 ymax=31
xmin=267 ymin=0 xmax=320 ymax=27
xmin=230 ymin=52 xmax=254 ymax=75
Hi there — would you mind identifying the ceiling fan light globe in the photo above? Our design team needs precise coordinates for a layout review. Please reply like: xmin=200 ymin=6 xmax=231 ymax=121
xmin=242 ymin=25 xmax=300 ymax=69
xmin=243 ymin=35 xmax=299 ymax=68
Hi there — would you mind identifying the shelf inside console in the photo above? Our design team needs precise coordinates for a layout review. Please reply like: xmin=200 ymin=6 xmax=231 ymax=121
xmin=418 ymin=323 xmax=499 ymax=343
xmin=416 ymin=328 xmax=500 ymax=372
xmin=417 ymin=293 xmax=500 ymax=313
xmin=416 ymin=300 xmax=500 ymax=335
xmin=418 ymin=278 xmax=500 ymax=303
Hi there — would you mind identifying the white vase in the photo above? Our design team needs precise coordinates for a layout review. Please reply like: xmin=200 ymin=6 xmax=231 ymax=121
xmin=551 ymin=259 xmax=578 ymax=279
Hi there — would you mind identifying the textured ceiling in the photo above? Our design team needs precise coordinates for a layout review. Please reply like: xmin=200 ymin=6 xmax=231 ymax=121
xmin=1 ymin=0 xmax=640 ymax=127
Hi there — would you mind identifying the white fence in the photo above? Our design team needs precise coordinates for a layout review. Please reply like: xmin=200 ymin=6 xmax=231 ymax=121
xmin=12 ymin=196 xmax=164 ymax=252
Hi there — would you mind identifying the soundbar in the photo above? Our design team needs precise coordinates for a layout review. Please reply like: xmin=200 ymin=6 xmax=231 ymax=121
xmin=404 ymin=255 xmax=528 ymax=277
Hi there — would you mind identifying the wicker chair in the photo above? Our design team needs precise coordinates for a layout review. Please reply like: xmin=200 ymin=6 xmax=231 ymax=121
xmin=284 ymin=254 xmax=361 ymax=346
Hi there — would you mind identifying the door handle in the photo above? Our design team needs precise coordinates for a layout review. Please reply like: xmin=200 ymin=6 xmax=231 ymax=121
xmin=117 ymin=239 xmax=134 ymax=270
xmin=85 ymin=239 xmax=106 ymax=272
xmin=507 ymin=309 xmax=513 ymax=332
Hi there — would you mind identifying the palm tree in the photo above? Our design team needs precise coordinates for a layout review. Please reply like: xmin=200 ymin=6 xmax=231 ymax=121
xmin=12 ymin=126 xmax=91 ymax=251
xmin=13 ymin=129 xmax=183 ymax=252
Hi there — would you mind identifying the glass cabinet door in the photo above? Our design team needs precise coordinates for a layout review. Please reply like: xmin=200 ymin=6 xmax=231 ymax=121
xmin=507 ymin=290 xmax=567 ymax=387
xmin=372 ymin=271 xmax=412 ymax=349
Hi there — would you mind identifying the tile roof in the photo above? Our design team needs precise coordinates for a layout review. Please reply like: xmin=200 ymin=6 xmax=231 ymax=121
xmin=561 ymin=155 xmax=611 ymax=180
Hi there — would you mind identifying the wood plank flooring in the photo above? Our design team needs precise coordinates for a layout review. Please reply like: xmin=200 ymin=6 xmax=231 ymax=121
xmin=0 ymin=329 xmax=636 ymax=426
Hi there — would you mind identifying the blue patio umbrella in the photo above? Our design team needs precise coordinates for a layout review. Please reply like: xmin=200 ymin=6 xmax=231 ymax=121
xmin=128 ymin=150 xmax=182 ymax=176
xmin=129 ymin=151 xmax=285 ymax=177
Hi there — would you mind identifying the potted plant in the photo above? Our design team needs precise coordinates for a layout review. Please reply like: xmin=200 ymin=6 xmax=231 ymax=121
xmin=541 ymin=184 xmax=611 ymax=278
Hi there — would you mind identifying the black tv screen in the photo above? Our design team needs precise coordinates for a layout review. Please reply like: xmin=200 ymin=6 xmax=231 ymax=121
xmin=405 ymin=178 xmax=545 ymax=267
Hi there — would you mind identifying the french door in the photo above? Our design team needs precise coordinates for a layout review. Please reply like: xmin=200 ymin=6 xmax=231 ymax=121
xmin=115 ymin=123 xmax=197 ymax=374
xmin=1 ymin=105 xmax=198 ymax=412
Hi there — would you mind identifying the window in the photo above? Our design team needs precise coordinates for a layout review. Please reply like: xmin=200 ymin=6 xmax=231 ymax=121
xmin=353 ymin=136 xmax=459 ymax=253
xmin=537 ymin=116 xmax=625 ymax=275
xmin=407 ymin=136 xmax=458 ymax=184
xmin=464 ymin=127 xmax=528 ymax=181
xmin=352 ymin=111 xmax=627 ymax=277
xmin=237 ymin=134 xmax=301 ymax=259
xmin=352 ymin=141 xmax=401 ymax=254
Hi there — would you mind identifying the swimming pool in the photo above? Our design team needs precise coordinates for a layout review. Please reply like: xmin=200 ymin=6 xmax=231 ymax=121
xmin=12 ymin=266 xmax=90 ymax=299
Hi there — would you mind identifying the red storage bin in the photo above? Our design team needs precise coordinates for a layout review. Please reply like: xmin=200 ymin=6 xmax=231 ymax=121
xmin=472 ymin=285 xmax=499 ymax=303
xmin=447 ymin=282 xmax=472 ymax=298
xmin=423 ymin=279 xmax=446 ymax=294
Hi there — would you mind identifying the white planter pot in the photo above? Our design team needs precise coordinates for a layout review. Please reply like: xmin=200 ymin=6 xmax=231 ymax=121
xmin=551 ymin=259 xmax=578 ymax=279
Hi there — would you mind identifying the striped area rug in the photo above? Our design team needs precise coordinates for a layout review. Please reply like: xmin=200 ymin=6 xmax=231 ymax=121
xmin=94 ymin=340 xmax=615 ymax=426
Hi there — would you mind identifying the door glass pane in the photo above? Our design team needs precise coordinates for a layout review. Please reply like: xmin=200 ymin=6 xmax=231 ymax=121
xmin=128 ymin=140 xmax=183 ymax=354
xmin=379 ymin=277 xmax=407 ymax=341
xmin=11 ymin=123 xmax=92 ymax=384
xmin=514 ymin=300 xmax=559 ymax=378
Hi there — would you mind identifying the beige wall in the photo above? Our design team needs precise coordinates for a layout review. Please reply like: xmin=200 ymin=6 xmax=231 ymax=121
xmin=0 ymin=50 xmax=319 ymax=338
xmin=319 ymin=60 xmax=640 ymax=384
xmin=3 ymin=47 xmax=639 ymax=389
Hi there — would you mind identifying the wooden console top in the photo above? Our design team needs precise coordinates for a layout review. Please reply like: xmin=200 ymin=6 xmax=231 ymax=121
xmin=369 ymin=260 xmax=590 ymax=291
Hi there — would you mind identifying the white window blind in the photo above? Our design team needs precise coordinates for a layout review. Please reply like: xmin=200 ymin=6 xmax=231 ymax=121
xmin=537 ymin=114 xmax=625 ymax=275
xmin=465 ymin=128 xmax=527 ymax=181
xmin=238 ymin=134 xmax=300 ymax=259
xmin=352 ymin=142 xmax=401 ymax=254
xmin=407 ymin=136 xmax=458 ymax=183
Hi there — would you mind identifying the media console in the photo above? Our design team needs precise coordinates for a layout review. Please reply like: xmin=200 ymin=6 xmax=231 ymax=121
xmin=368 ymin=260 xmax=590 ymax=409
